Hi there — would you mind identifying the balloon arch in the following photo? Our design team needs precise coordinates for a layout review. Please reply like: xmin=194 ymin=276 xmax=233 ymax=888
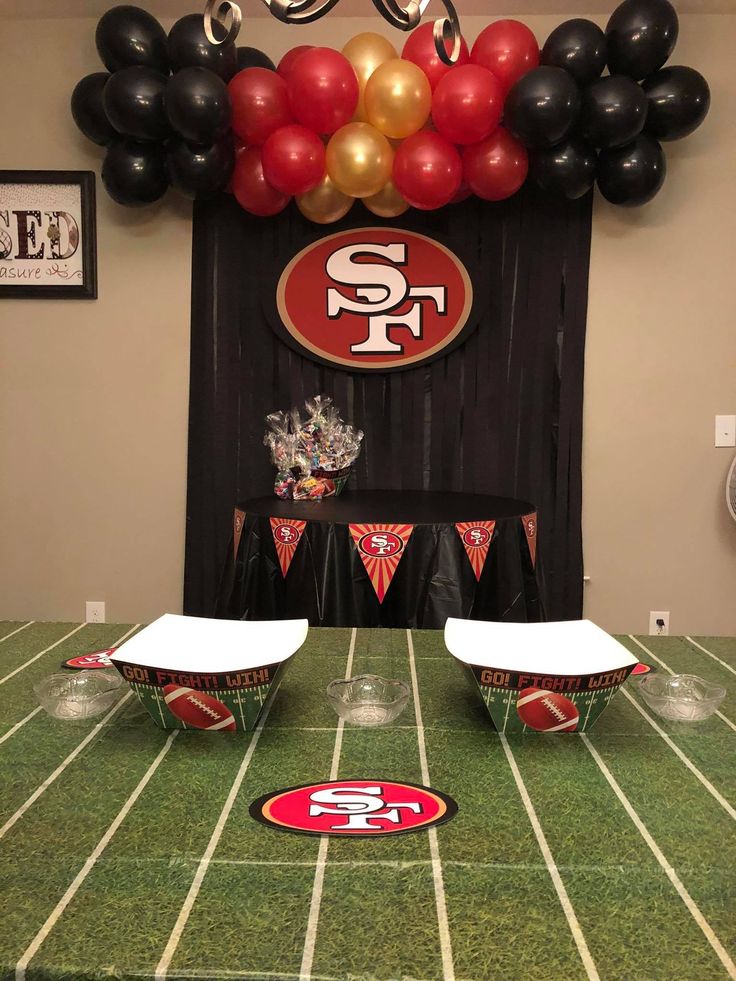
xmin=71 ymin=1 xmax=711 ymax=222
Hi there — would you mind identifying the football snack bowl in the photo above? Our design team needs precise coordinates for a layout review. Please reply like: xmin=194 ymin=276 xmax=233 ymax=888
xmin=327 ymin=674 xmax=411 ymax=726
xmin=34 ymin=669 xmax=124 ymax=722
xmin=638 ymin=673 xmax=726 ymax=722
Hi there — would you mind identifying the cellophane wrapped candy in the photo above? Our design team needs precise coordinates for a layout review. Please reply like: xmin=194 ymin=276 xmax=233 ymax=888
xmin=263 ymin=396 xmax=363 ymax=500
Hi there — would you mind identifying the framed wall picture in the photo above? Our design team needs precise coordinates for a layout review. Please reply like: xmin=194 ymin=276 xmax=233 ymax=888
xmin=0 ymin=170 xmax=97 ymax=299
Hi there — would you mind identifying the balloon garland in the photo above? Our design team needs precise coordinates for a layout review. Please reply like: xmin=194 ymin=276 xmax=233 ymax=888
xmin=70 ymin=0 xmax=710 ymax=218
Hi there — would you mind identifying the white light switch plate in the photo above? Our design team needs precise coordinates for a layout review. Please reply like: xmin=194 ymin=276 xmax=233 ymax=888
xmin=715 ymin=415 xmax=736 ymax=447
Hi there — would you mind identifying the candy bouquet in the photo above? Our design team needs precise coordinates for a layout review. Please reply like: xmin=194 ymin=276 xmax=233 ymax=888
xmin=264 ymin=396 xmax=363 ymax=501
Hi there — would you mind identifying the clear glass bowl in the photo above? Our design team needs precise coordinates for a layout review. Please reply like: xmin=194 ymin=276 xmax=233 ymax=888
xmin=638 ymin=673 xmax=726 ymax=722
xmin=326 ymin=674 xmax=411 ymax=727
xmin=34 ymin=669 xmax=124 ymax=722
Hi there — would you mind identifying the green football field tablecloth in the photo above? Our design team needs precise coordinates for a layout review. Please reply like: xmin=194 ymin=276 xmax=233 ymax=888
xmin=0 ymin=621 xmax=734 ymax=981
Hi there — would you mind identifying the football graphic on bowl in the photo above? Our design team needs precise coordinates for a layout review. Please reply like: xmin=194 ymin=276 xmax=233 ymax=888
xmin=516 ymin=687 xmax=579 ymax=732
xmin=162 ymin=685 xmax=237 ymax=732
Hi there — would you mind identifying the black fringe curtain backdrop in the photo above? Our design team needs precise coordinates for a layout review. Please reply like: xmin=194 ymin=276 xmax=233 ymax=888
xmin=184 ymin=187 xmax=593 ymax=622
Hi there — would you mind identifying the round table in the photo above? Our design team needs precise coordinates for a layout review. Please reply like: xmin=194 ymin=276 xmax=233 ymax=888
xmin=216 ymin=491 xmax=541 ymax=628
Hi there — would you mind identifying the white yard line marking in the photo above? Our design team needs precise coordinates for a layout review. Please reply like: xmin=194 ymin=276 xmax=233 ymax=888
xmin=621 ymin=688 xmax=736 ymax=820
xmin=0 ymin=625 xmax=141 ymax=749
xmin=685 ymin=636 xmax=736 ymax=678
xmin=0 ymin=692 xmax=132 ymax=842
xmin=0 ymin=621 xmax=34 ymax=644
xmin=299 ymin=628 xmax=357 ymax=981
xmin=581 ymin=734 xmax=736 ymax=980
xmin=628 ymin=635 xmax=736 ymax=732
xmin=499 ymin=734 xmax=600 ymax=981
xmin=15 ymin=731 xmax=178 ymax=981
xmin=407 ymin=630 xmax=456 ymax=981
xmin=0 ymin=623 xmax=86 ymax=686
xmin=0 ymin=707 xmax=43 ymax=747
xmin=155 ymin=677 xmax=285 ymax=980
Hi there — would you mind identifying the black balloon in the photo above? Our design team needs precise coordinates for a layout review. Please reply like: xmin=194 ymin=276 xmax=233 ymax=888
xmin=102 ymin=139 xmax=169 ymax=206
xmin=167 ymin=67 xmax=231 ymax=145
xmin=606 ymin=0 xmax=678 ymax=80
xmin=167 ymin=14 xmax=238 ymax=81
xmin=579 ymin=75 xmax=648 ymax=148
xmin=541 ymin=19 xmax=607 ymax=86
xmin=504 ymin=67 xmax=580 ymax=149
xmin=167 ymin=138 xmax=235 ymax=199
xmin=597 ymin=133 xmax=666 ymax=206
xmin=529 ymin=141 xmax=597 ymax=199
xmin=71 ymin=72 xmax=115 ymax=146
xmin=103 ymin=66 xmax=169 ymax=141
xmin=236 ymin=46 xmax=276 ymax=72
xmin=643 ymin=65 xmax=710 ymax=140
xmin=95 ymin=5 xmax=168 ymax=74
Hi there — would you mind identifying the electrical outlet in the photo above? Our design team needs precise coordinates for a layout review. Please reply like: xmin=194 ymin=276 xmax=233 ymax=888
xmin=649 ymin=610 xmax=669 ymax=636
xmin=86 ymin=601 xmax=106 ymax=624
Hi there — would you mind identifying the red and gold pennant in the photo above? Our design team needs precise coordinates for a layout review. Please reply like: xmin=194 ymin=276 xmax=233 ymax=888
xmin=270 ymin=518 xmax=307 ymax=578
xmin=522 ymin=512 xmax=538 ymax=568
xmin=349 ymin=523 xmax=414 ymax=603
xmin=455 ymin=521 xmax=496 ymax=582
xmin=233 ymin=508 xmax=246 ymax=559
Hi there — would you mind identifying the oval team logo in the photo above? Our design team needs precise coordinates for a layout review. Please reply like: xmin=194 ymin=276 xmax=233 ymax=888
xmin=358 ymin=531 xmax=403 ymax=558
xmin=276 ymin=228 xmax=474 ymax=371
xmin=250 ymin=779 xmax=458 ymax=837
xmin=462 ymin=526 xmax=492 ymax=549
xmin=273 ymin=522 xmax=302 ymax=546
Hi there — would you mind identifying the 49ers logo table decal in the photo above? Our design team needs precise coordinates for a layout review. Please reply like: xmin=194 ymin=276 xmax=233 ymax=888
xmin=349 ymin=523 xmax=414 ymax=603
xmin=250 ymin=780 xmax=458 ymax=837
xmin=270 ymin=518 xmax=307 ymax=578
xmin=455 ymin=521 xmax=496 ymax=582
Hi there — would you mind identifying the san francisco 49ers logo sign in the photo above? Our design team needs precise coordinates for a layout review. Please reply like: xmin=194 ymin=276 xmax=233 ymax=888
xmin=273 ymin=522 xmax=301 ymax=545
xmin=462 ymin=527 xmax=491 ymax=548
xmin=275 ymin=228 xmax=474 ymax=371
xmin=358 ymin=531 xmax=403 ymax=557
xmin=250 ymin=780 xmax=458 ymax=837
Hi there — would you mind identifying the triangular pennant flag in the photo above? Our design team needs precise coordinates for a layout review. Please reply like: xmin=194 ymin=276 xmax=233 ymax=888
xmin=522 ymin=512 xmax=538 ymax=568
xmin=455 ymin=521 xmax=496 ymax=582
xmin=233 ymin=509 xmax=246 ymax=559
xmin=349 ymin=524 xmax=414 ymax=603
xmin=270 ymin=518 xmax=307 ymax=578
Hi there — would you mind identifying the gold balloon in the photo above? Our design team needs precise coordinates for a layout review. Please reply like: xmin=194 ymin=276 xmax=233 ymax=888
xmin=364 ymin=58 xmax=432 ymax=140
xmin=326 ymin=122 xmax=394 ymax=199
xmin=296 ymin=173 xmax=354 ymax=224
xmin=363 ymin=179 xmax=409 ymax=218
xmin=341 ymin=32 xmax=398 ymax=123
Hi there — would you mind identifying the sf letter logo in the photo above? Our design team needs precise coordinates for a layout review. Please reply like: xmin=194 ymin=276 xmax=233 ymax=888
xmin=308 ymin=785 xmax=423 ymax=831
xmin=325 ymin=242 xmax=447 ymax=355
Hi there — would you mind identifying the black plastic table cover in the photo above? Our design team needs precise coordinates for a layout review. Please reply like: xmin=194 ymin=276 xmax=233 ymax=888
xmin=215 ymin=490 xmax=541 ymax=628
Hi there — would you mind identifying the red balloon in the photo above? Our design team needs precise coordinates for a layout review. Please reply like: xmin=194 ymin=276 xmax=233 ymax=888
xmin=288 ymin=47 xmax=359 ymax=134
xmin=463 ymin=127 xmax=529 ymax=201
xmin=392 ymin=131 xmax=462 ymax=210
xmin=262 ymin=125 xmax=326 ymax=196
xmin=471 ymin=20 xmax=540 ymax=94
xmin=229 ymin=68 xmax=293 ymax=146
xmin=402 ymin=22 xmax=470 ymax=90
xmin=277 ymin=45 xmax=313 ymax=81
xmin=432 ymin=65 xmax=503 ymax=145
xmin=232 ymin=146 xmax=290 ymax=216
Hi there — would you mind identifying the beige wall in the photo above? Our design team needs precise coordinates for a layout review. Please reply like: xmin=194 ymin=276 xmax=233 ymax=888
xmin=0 ymin=12 xmax=734 ymax=632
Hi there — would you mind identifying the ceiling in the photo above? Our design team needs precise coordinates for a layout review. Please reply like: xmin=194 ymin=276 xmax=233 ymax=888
xmin=1 ymin=0 xmax=734 ymax=15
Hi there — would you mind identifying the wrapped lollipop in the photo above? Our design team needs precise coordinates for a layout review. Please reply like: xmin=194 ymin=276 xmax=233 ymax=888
xmin=264 ymin=425 xmax=301 ymax=500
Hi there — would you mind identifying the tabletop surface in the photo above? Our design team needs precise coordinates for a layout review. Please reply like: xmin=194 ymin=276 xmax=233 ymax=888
xmin=242 ymin=489 xmax=536 ymax=524
xmin=1 ymin=620 xmax=734 ymax=981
